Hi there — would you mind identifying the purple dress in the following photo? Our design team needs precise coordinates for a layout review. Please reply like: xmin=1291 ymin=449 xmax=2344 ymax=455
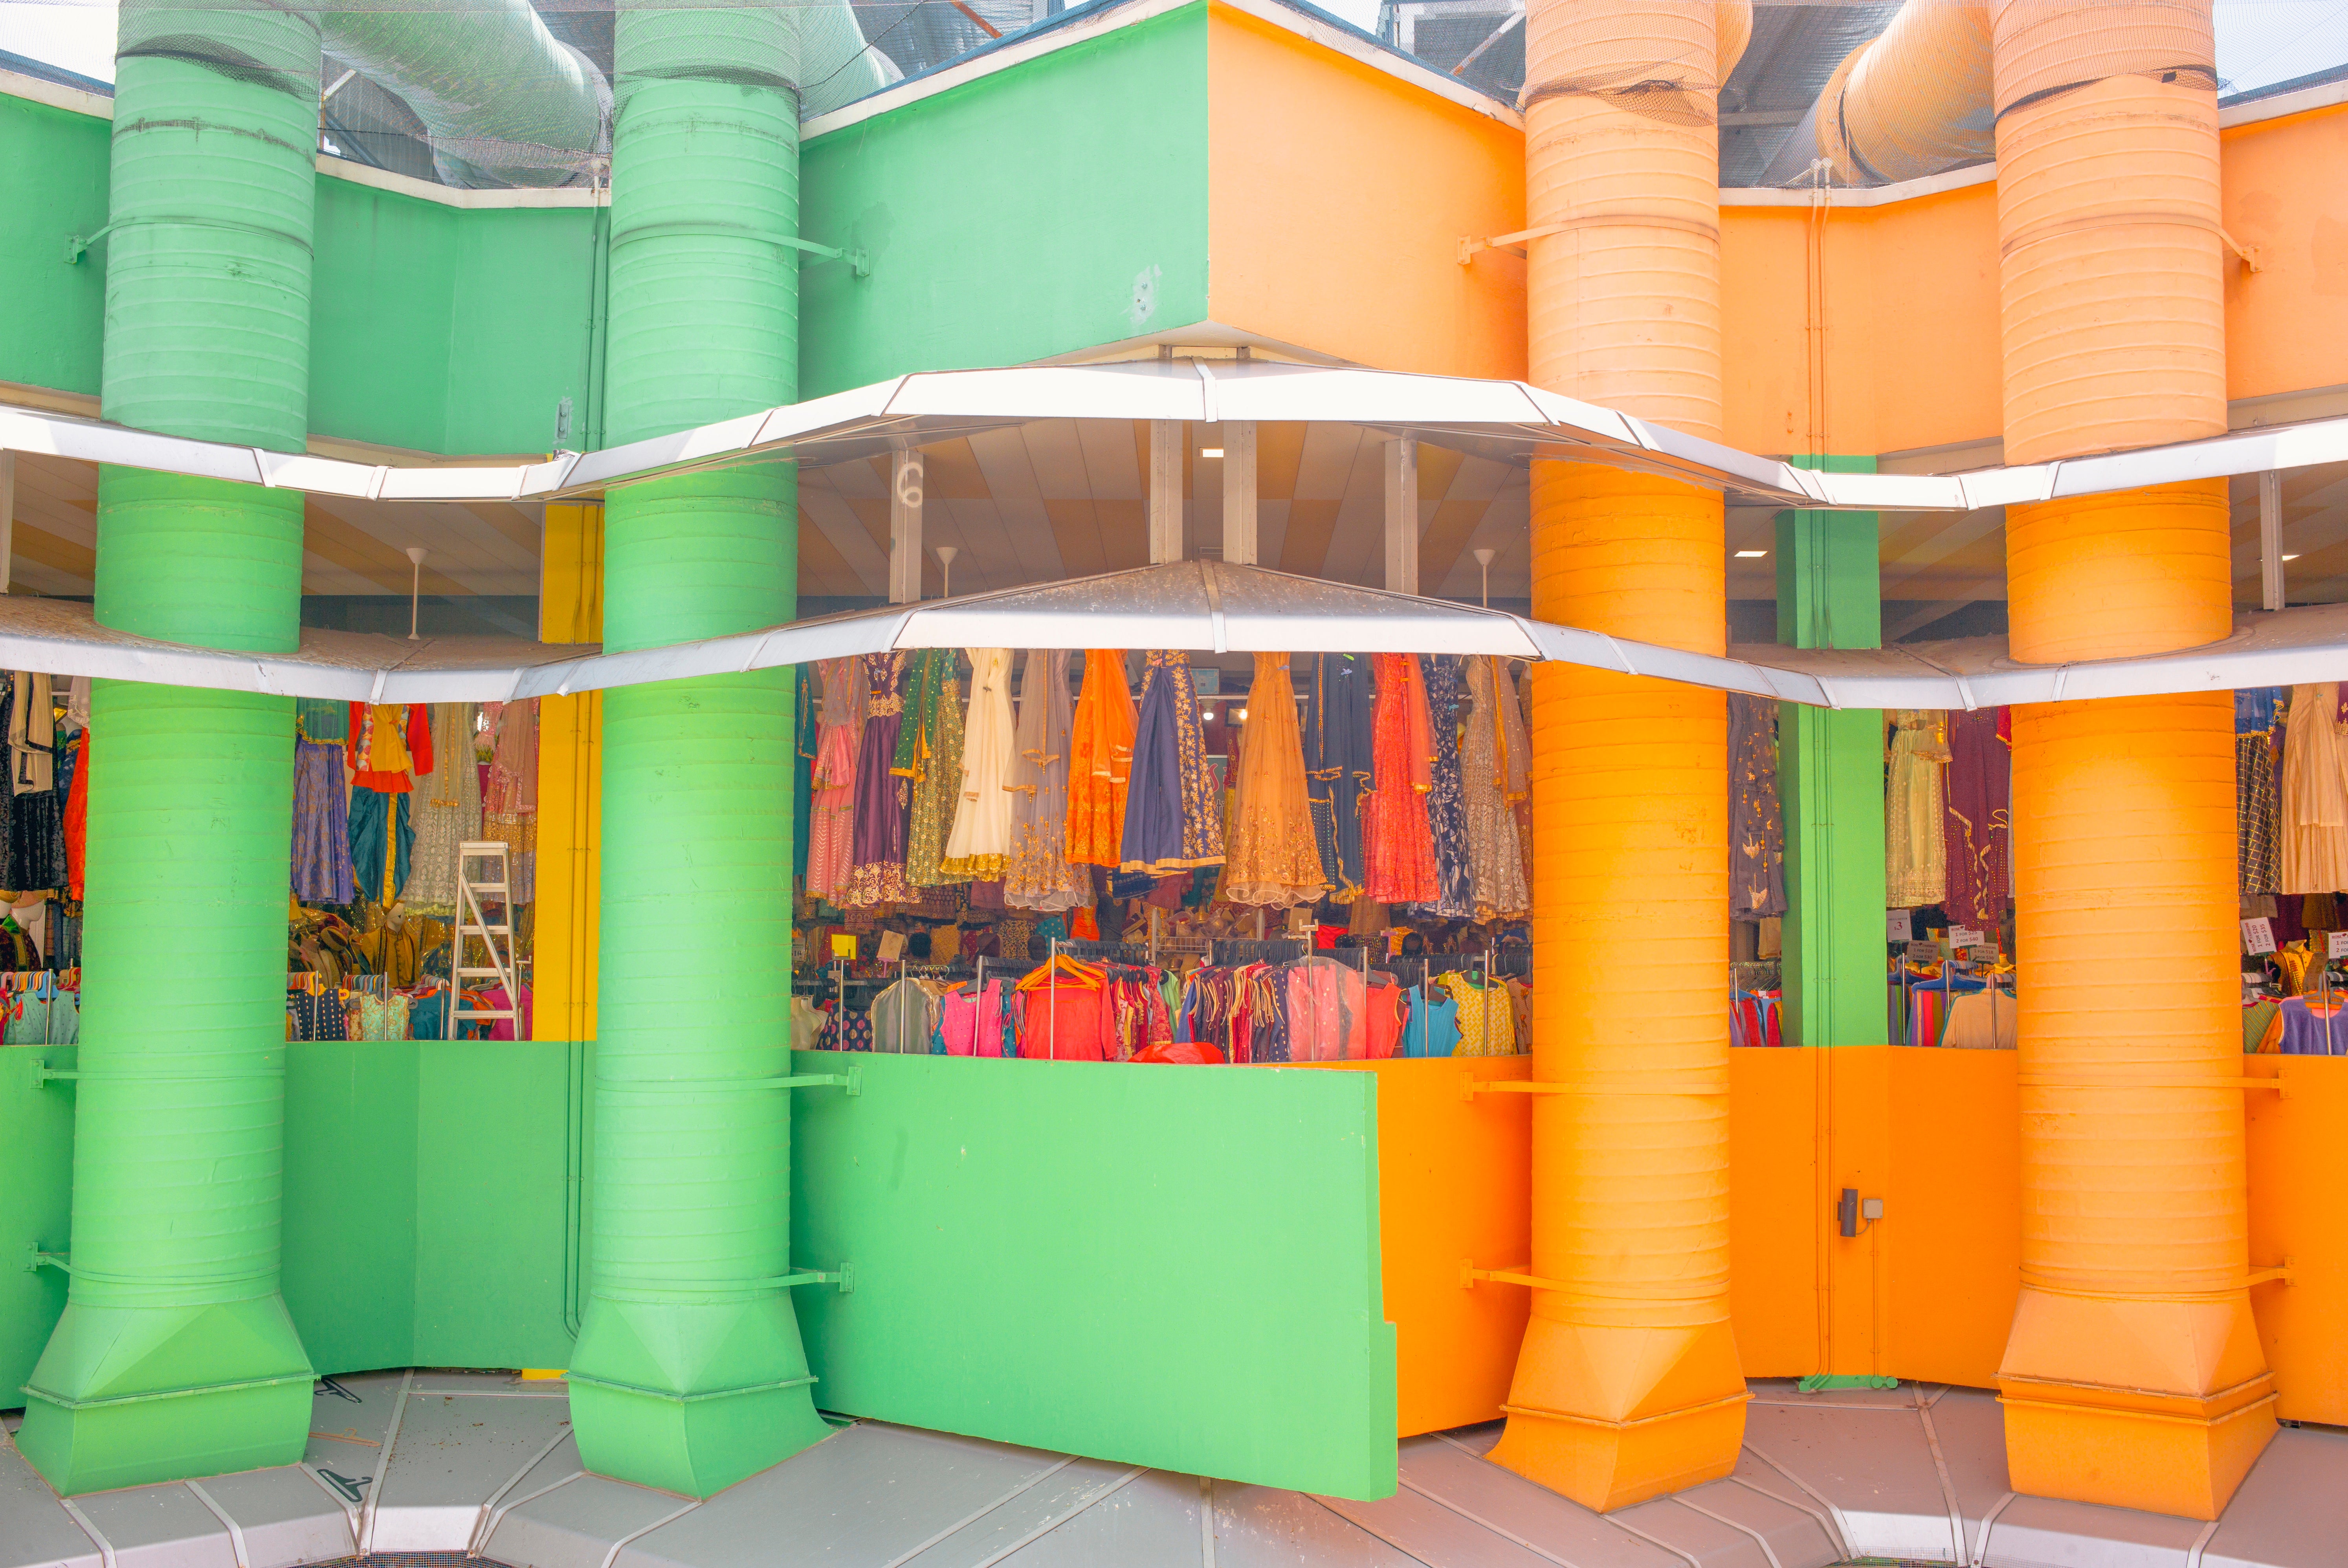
xmin=842 ymin=652 xmax=911 ymax=907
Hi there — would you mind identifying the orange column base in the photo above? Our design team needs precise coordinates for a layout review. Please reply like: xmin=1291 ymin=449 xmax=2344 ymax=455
xmin=1487 ymin=1318 xmax=1748 ymax=1511
xmin=1997 ymin=1287 xmax=2278 ymax=1519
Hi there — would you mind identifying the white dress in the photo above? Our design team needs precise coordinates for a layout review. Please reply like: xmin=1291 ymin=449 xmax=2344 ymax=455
xmin=2280 ymin=683 xmax=2348 ymax=894
xmin=943 ymin=648 xmax=1016 ymax=878
xmin=1884 ymin=710 xmax=1948 ymax=908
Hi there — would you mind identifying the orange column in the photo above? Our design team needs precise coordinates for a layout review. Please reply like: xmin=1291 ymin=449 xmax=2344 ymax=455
xmin=1990 ymin=0 xmax=2275 ymax=1519
xmin=1487 ymin=0 xmax=1752 ymax=1512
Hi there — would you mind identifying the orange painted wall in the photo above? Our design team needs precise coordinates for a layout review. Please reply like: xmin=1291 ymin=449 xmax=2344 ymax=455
xmin=1205 ymin=2 xmax=1525 ymax=381
xmin=2245 ymin=1055 xmax=2348 ymax=1426
xmin=1310 ymin=1055 xmax=1531 ymax=1436
xmin=2222 ymin=101 xmax=2348 ymax=405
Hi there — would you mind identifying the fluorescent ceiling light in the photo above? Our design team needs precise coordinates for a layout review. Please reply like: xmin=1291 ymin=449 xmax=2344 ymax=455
xmin=1734 ymin=549 xmax=1768 ymax=558
xmin=1200 ymin=447 xmax=1224 ymax=458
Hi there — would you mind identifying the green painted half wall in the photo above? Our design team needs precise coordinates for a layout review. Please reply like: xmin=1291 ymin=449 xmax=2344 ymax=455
xmin=1776 ymin=456 xmax=1889 ymax=1048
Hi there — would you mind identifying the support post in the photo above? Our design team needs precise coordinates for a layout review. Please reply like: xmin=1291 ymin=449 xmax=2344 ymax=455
xmin=2259 ymin=470 xmax=2284 ymax=612
xmin=1383 ymin=436 xmax=1420 ymax=594
xmin=0 ymin=449 xmax=14 ymax=592
xmin=1774 ymin=464 xmax=1888 ymax=1050
xmin=890 ymin=445 xmax=925 ymax=604
xmin=1149 ymin=418 xmax=1183 ymax=564
xmin=1222 ymin=421 xmax=1258 ymax=566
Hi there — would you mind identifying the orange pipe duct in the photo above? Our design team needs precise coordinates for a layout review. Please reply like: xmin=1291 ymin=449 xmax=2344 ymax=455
xmin=1815 ymin=2 xmax=1992 ymax=185
xmin=1990 ymin=0 xmax=2274 ymax=1521
xmin=1488 ymin=0 xmax=1750 ymax=1513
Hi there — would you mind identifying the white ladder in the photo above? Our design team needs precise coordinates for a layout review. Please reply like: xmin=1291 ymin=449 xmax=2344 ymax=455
xmin=454 ymin=840 xmax=518 ymax=1032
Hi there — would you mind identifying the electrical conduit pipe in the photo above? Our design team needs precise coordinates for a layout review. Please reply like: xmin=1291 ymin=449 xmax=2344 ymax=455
xmin=1485 ymin=0 xmax=1752 ymax=1513
xmin=565 ymin=4 xmax=827 ymax=1498
xmin=15 ymin=1 xmax=316 ymax=1495
xmin=1988 ymin=0 xmax=2273 ymax=1522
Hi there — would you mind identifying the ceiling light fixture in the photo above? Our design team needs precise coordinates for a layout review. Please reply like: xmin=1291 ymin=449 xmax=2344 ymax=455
xmin=1734 ymin=549 xmax=1768 ymax=558
xmin=2283 ymin=553 xmax=2301 ymax=561
xmin=1200 ymin=447 xmax=1224 ymax=458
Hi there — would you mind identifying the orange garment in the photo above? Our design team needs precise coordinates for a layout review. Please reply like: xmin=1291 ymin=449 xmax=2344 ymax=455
xmin=1363 ymin=651 xmax=1438 ymax=903
xmin=345 ymin=702 xmax=433 ymax=793
xmin=1220 ymin=651 xmax=1326 ymax=908
xmin=1064 ymin=650 xmax=1136 ymax=866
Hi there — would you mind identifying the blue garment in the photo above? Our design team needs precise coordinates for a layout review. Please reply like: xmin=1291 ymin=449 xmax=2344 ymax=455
xmin=1404 ymin=988 xmax=1460 ymax=1058
xmin=409 ymin=992 xmax=450 ymax=1040
xmin=347 ymin=787 xmax=413 ymax=904
xmin=293 ymin=740 xmax=357 ymax=904
xmin=2236 ymin=687 xmax=2284 ymax=735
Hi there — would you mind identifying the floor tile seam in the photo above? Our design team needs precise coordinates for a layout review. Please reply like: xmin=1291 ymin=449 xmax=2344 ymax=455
xmin=1384 ymin=1473 xmax=1590 ymax=1568
xmin=183 ymin=1479 xmax=250 ymax=1568
xmin=961 ymin=1464 xmax=1148 ymax=1568
xmin=1913 ymin=1388 xmax=1970 ymax=1563
xmin=1304 ymin=1493 xmax=1438 ymax=1568
xmin=359 ymin=1368 xmax=416 ymax=1554
xmin=1736 ymin=1446 xmax=1853 ymax=1559
xmin=470 ymin=1424 xmax=581 ymax=1553
xmin=876 ymin=1453 xmax=1083 ymax=1568
xmin=2183 ymin=1515 xmax=2221 ymax=1568
xmin=296 ymin=1463 xmax=364 ymax=1545
xmin=1413 ymin=1432 xmax=1694 ymax=1568
xmin=600 ymin=1495 xmax=702 ymax=1568
xmin=1970 ymin=1491 xmax=2016 ymax=1568
xmin=1665 ymin=1493 xmax=1786 ymax=1568
xmin=55 ymin=1495 xmax=115 ymax=1568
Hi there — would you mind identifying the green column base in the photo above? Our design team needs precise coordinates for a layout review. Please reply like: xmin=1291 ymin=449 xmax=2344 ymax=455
xmin=1797 ymin=1374 xmax=1900 ymax=1393
xmin=570 ymin=1296 xmax=830 ymax=1496
xmin=16 ymin=1297 xmax=313 ymax=1495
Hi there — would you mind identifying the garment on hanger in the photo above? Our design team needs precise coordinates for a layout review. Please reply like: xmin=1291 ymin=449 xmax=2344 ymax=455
xmin=1121 ymin=651 xmax=1224 ymax=875
xmin=1364 ymin=652 xmax=1438 ymax=904
xmin=9 ymin=672 xmax=53 ymax=793
xmin=1304 ymin=654 xmax=1372 ymax=901
xmin=1016 ymin=951 xmax=1109 ymax=1060
xmin=1417 ymin=654 xmax=1476 ymax=920
xmin=1065 ymin=650 xmax=1137 ymax=867
xmin=347 ymin=788 xmax=412 ymax=907
xmin=843 ymin=651 xmax=913 ymax=906
xmin=0 ymin=677 xmax=66 ymax=892
xmin=2238 ymin=687 xmax=2283 ymax=898
xmin=1219 ymin=652 xmax=1326 ymax=907
xmin=1885 ymin=709 xmax=1949 ymax=907
xmin=1004 ymin=650 xmax=1088 ymax=911
xmin=481 ymin=699 xmax=538 ymax=905
xmin=943 ymin=648 xmax=1016 ymax=880
xmin=402 ymin=703 xmax=481 ymax=910
xmin=904 ymin=651 xmax=968 ymax=887
xmin=1459 ymin=656 xmax=1529 ymax=921
xmin=2257 ymin=993 xmax=2348 ymax=1055
xmin=805 ymin=656 xmax=866 ymax=903
xmin=1403 ymin=984 xmax=1460 ymax=1058
xmin=1940 ymin=707 xmax=2009 ymax=927
xmin=2280 ymin=683 xmax=2348 ymax=894
xmin=1729 ymin=692 xmax=1788 ymax=920
xmin=63 ymin=729 xmax=88 ymax=902
xmin=1438 ymin=969 xmax=1515 ymax=1057
xmin=292 ymin=738 xmax=358 ymax=905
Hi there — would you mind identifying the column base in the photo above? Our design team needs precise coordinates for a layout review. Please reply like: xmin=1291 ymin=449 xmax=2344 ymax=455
xmin=1486 ymin=1318 xmax=1748 ymax=1511
xmin=570 ymin=1295 xmax=832 ymax=1497
xmin=15 ymin=1298 xmax=314 ymax=1496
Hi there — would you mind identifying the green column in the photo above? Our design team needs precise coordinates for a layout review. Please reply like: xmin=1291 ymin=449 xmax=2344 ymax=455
xmin=18 ymin=9 xmax=317 ymax=1494
xmin=565 ymin=6 xmax=824 ymax=1498
xmin=1774 ymin=458 xmax=1889 ymax=1048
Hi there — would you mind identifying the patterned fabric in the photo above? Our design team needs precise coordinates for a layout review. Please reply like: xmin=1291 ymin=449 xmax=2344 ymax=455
xmin=356 ymin=991 xmax=410 ymax=1042
xmin=2239 ymin=689 xmax=2284 ymax=898
xmin=1439 ymin=971 xmax=1516 ymax=1057
xmin=404 ymin=703 xmax=481 ymax=910
xmin=482 ymin=699 xmax=538 ymax=905
xmin=1418 ymin=655 xmax=1476 ymax=919
xmin=1221 ymin=652 xmax=1326 ymax=908
xmin=1121 ymin=651 xmax=1224 ymax=874
xmin=943 ymin=648 xmax=1016 ymax=879
xmin=1941 ymin=707 xmax=2010 ymax=927
xmin=0 ymin=677 xmax=66 ymax=892
xmin=1885 ymin=710 xmax=1949 ymax=908
xmin=1364 ymin=652 xmax=1437 ymax=904
xmin=805 ymin=658 xmax=865 ymax=902
xmin=906 ymin=654 xmax=967 ymax=887
xmin=1729 ymin=693 xmax=1788 ymax=919
xmin=1005 ymin=650 xmax=1088 ymax=912
xmin=1459 ymin=657 xmax=1528 ymax=920
xmin=1304 ymin=654 xmax=1373 ymax=901
xmin=292 ymin=739 xmax=357 ymax=905
xmin=794 ymin=665 xmax=818 ymax=883
xmin=295 ymin=697 xmax=349 ymax=744
xmin=348 ymin=788 xmax=412 ymax=905
xmin=1066 ymin=650 xmax=1136 ymax=867
xmin=842 ymin=652 xmax=912 ymax=907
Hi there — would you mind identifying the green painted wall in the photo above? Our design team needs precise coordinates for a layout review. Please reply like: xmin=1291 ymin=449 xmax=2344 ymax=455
xmin=799 ymin=2 xmax=1211 ymax=397
xmin=0 ymin=93 xmax=108 ymax=397
xmin=1775 ymin=457 xmax=1891 ymax=1048
xmin=310 ymin=182 xmax=599 ymax=455
xmin=791 ymin=1051 xmax=1398 ymax=1500
xmin=0 ymin=1048 xmax=78 ymax=1408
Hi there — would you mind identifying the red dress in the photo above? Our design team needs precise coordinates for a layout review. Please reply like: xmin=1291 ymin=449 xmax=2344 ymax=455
xmin=1363 ymin=652 xmax=1438 ymax=903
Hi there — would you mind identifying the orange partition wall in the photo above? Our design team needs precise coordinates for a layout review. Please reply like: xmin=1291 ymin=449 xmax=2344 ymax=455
xmin=2245 ymin=1056 xmax=2348 ymax=1427
xmin=1310 ymin=1056 xmax=1532 ymax=1436
xmin=1205 ymin=1 xmax=1525 ymax=381
xmin=535 ymin=502 xmax=604 ymax=1044
xmin=2221 ymin=100 xmax=2348 ymax=405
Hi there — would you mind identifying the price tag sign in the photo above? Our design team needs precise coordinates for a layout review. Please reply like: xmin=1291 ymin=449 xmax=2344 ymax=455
xmin=830 ymin=934 xmax=857 ymax=960
xmin=2328 ymin=930 xmax=2348 ymax=960
xmin=1887 ymin=909 xmax=1911 ymax=942
xmin=877 ymin=930 xmax=906 ymax=963
xmin=1949 ymin=926 xmax=1983 ymax=949
xmin=2242 ymin=918 xmax=2278 ymax=955
xmin=1906 ymin=940 xmax=1941 ymax=963
xmin=1970 ymin=945 xmax=2001 ymax=965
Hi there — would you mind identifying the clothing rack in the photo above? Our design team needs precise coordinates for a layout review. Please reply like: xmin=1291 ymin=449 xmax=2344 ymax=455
xmin=1209 ymin=938 xmax=1307 ymax=966
xmin=1055 ymin=939 xmax=1148 ymax=963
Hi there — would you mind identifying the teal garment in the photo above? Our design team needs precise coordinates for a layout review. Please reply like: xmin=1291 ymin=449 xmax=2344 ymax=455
xmin=794 ymin=664 xmax=816 ymax=883
xmin=295 ymin=697 xmax=348 ymax=743
xmin=1404 ymin=988 xmax=1460 ymax=1058
xmin=347 ymin=787 xmax=413 ymax=903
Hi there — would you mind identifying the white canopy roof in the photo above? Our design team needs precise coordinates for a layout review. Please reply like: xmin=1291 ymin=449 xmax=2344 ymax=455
xmin=4 ymin=561 xmax=2341 ymax=711
xmin=7 ymin=358 xmax=2346 ymax=515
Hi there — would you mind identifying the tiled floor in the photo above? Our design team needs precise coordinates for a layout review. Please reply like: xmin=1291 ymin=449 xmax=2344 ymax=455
xmin=5 ymin=1376 xmax=2343 ymax=1568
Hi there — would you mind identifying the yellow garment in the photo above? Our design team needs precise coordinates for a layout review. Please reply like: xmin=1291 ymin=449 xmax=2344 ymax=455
xmin=362 ymin=705 xmax=415 ymax=775
xmin=1438 ymin=971 xmax=1515 ymax=1057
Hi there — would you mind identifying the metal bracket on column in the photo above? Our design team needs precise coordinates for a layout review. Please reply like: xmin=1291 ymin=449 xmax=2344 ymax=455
xmin=774 ymin=1263 xmax=855 ymax=1294
xmin=758 ymin=1066 xmax=862 ymax=1096
xmin=1460 ymin=1078 xmax=1570 ymax=1101
xmin=2245 ymin=1260 xmax=2294 ymax=1288
xmin=1459 ymin=1260 xmax=1565 ymax=1291
xmin=25 ymin=1248 xmax=71 ymax=1275
xmin=31 ymin=1063 xmax=78 ymax=1087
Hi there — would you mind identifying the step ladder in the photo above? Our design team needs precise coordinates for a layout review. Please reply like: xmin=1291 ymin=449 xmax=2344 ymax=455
xmin=454 ymin=841 xmax=518 ymax=1033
